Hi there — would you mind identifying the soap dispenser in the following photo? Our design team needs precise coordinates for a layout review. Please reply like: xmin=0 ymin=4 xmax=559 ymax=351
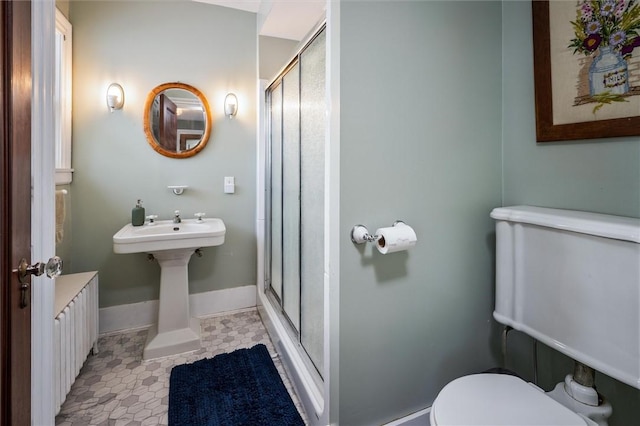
xmin=132 ymin=200 xmax=145 ymax=226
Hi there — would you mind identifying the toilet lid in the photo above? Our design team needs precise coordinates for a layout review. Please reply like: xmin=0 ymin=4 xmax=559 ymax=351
xmin=431 ymin=374 xmax=587 ymax=425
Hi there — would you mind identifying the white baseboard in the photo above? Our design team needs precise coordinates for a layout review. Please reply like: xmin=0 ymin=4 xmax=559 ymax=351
xmin=383 ymin=408 xmax=431 ymax=426
xmin=99 ymin=285 xmax=257 ymax=334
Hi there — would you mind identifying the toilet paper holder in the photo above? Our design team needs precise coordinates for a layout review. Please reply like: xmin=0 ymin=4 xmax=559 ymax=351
xmin=350 ymin=221 xmax=405 ymax=244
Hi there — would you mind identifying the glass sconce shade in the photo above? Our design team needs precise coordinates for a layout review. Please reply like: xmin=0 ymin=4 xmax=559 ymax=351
xmin=107 ymin=83 xmax=125 ymax=112
xmin=224 ymin=93 xmax=238 ymax=118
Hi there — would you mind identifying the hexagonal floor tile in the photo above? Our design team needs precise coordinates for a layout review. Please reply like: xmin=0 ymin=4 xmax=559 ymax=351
xmin=55 ymin=309 xmax=307 ymax=425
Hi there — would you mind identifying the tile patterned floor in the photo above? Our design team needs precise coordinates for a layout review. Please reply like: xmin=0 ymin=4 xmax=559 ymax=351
xmin=55 ymin=309 xmax=306 ymax=426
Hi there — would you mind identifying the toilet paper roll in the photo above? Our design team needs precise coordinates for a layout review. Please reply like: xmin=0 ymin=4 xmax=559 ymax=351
xmin=375 ymin=223 xmax=417 ymax=254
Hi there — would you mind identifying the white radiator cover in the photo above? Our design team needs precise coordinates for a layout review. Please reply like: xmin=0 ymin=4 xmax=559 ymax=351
xmin=54 ymin=272 xmax=99 ymax=415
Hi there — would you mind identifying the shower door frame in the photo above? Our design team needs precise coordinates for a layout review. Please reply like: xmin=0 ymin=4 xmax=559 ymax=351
xmin=264 ymin=25 xmax=327 ymax=381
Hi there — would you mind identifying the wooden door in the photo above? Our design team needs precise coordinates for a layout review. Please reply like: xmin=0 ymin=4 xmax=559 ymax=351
xmin=159 ymin=94 xmax=177 ymax=151
xmin=1 ymin=0 xmax=33 ymax=423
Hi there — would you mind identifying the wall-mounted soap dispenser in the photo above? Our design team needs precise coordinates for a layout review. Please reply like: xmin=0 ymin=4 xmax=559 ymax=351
xmin=132 ymin=200 xmax=145 ymax=226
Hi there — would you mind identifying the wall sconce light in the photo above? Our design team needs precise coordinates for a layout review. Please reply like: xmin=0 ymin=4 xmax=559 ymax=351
xmin=224 ymin=93 xmax=238 ymax=118
xmin=106 ymin=83 xmax=125 ymax=112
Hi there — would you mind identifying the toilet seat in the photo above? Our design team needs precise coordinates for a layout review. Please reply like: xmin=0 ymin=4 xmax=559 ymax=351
xmin=430 ymin=374 xmax=589 ymax=425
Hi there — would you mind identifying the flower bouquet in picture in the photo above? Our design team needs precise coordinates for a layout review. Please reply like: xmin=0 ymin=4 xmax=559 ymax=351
xmin=568 ymin=0 xmax=640 ymax=112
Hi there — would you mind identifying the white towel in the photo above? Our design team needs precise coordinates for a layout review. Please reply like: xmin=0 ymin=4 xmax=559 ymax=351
xmin=56 ymin=190 xmax=66 ymax=244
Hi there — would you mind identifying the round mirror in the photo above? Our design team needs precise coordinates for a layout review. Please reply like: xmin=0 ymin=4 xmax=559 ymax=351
xmin=143 ymin=82 xmax=212 ymax=158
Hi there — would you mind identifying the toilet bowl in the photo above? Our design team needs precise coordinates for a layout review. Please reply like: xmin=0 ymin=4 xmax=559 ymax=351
xmin=430 ymin=206 xmax=640 ymax=426
xmin=429 ymin=374 xmax=596 ymax=426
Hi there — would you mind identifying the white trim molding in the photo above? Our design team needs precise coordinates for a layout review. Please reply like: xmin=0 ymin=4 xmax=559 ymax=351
xmin=325 ymin=1 xmax=340 ymax=424
xmin=32 ymin=0 xmax=57 ymax=424
xmin=54 ymin=8 xmax=73 ymax=184
xmin=99 ymin=285 xmax=257 ymax=334
xmin=382 ymin=408 xmax=431 ymax=426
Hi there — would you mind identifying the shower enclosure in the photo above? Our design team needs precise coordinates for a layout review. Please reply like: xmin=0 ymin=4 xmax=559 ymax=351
xmin=258 ymin=25 xmax=326 ymax=419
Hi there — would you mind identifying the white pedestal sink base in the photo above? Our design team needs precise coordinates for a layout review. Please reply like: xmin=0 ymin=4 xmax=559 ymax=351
xmin=143 ymin=317 xmax=201 ymax=360
xmin=142 ymin=248 xmax=200 ymax=360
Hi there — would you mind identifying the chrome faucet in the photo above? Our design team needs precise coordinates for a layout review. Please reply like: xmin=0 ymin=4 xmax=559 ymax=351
xmin=173 ymin=210 xmax=181 ymax=223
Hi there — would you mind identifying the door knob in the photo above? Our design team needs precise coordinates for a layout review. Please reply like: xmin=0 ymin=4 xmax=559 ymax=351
xmin=13 ymin=256 xmax=63 ymax=308
xmin=16 ymin=256 xmax=63 ymax=282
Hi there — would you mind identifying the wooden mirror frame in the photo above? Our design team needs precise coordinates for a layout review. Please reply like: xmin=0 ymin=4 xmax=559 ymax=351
xmin=143 ymin=82 xmax=212 ymax=158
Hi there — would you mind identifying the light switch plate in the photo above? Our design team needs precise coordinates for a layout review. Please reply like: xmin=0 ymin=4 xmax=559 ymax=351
xmin=224 ymin=176 xmax=235 ymax=194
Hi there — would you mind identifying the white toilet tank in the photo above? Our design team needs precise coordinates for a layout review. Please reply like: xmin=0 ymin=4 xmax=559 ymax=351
xmin=491 ymin=206 xmax=640 ymax=390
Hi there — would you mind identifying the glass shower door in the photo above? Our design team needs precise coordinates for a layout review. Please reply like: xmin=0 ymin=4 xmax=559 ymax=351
xmin=282 ymin=64 xmax=301 ymax=331
xmin=299 ymin=29 xmax=325 ymax=374
xmin=266 ymin=27 xmax=325 ymax=376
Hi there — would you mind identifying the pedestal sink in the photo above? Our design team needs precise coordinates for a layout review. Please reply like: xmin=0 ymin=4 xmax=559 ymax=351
xmin=113 ymin=218 xmax=225 ymax=360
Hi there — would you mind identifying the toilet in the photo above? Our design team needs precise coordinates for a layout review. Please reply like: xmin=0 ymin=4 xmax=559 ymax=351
xmin=430 ymin=206 xmax=640 ymax=426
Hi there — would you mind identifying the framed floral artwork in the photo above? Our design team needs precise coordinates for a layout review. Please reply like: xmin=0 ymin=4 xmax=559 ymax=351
xmin=532 ymin=0 xmax=640 ymax=142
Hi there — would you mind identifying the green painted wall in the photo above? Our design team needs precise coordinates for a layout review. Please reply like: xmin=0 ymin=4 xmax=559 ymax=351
xmin=501 ymin=2 xmax=640 ymax=424
xmin=69 ymin=1 xmax=257 ymax=307
xmin=337 ymin=1 xmax=503 ymax=424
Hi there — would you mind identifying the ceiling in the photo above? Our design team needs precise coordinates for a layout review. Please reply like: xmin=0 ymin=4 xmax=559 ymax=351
xmin=193 ymin=0 xmax=325 ymax=41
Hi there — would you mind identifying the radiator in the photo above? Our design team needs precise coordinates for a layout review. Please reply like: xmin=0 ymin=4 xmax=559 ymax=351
xmin=54 ymin=273 xmax=99 ymax=415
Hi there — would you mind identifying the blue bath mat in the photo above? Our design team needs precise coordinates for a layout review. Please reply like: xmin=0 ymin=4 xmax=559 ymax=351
xmin=168 ymin=344 xmax=304 ymax=426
